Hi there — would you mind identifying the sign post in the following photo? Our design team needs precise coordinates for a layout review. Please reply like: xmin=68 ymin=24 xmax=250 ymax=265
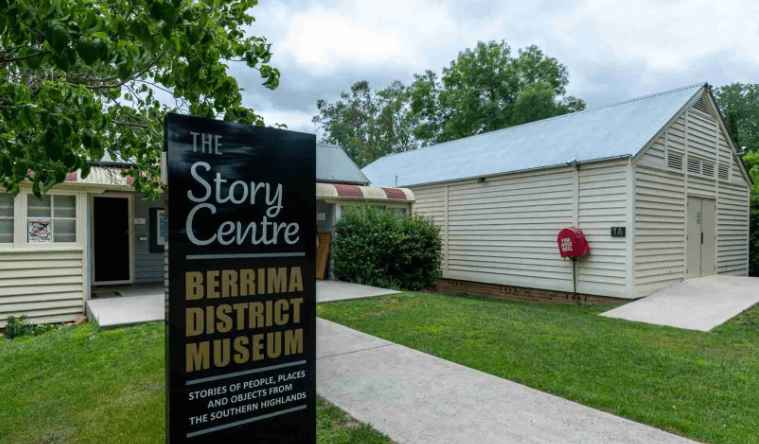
xmin=165 ymin=113 xmax=316 ymax=443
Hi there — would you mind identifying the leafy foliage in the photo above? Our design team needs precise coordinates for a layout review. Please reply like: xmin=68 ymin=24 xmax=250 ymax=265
xmin=408 ymin=42 xmax=585 ymax=144
xmin=714 ymin=83 xmax=759 ymax=276
xmin=0 ymin=0 xmax=279 ymax=197
xmin=314 ymin=41 xmax=584 ymax=166
xmin=715 ymin=83 xmax=759 ymax=153
xmin=3 ymin=315 xmax=56 ymax=339
xmin=313 ymin=80 xmax=417 ymax=167
xmin=332 ymin=206 xmax=441 ymax=290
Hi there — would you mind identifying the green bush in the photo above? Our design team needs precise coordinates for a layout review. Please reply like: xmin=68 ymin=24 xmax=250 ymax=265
xmin=3 ymin=315 xmax=57 ymax=339
xmin=333 ymin=206 xmax=441 ymax=290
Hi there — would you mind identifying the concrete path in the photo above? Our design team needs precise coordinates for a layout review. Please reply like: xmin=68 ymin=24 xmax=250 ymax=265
xmin=316 ymin=319 xmax=695 ymax=444
xmin=86 ymin=293 xmax=164 ymax=328
xmin=317 ymin=280 xmax=399 ymax=303
xmin=85 ymin=281 xmax=397 ymax=327
xmin=602 ymin=275 xmax=759 ymax=331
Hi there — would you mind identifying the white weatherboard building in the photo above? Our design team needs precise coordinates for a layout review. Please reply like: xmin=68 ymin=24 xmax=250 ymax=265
xmin=363 ymin=84 xmax=752 ymax=300
xmin=0 ymin=144 xmax=413 ymax=327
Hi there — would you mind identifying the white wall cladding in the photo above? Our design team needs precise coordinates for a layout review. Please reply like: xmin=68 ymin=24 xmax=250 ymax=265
xmin=412 ymin=164 xmax=631 ymax=298
xmin=717 ymin=181 xmax=750 ymax=274
xmin=633 ymin=166 xmax=686 ymax=295
xmin=576 ymin=161 xmax=629 ymax=297
xmin=0 ymin=249 xmax=84 ymax=326
xmin=634 ymin=95 xmax=750 ymax=296
xmin=383 ymin=88 xmax=752 ymax=301
xmin=412 ymin=185 xmax=448 ymax=270
xmin=134 ymin=194 xmax=164 ymax=283
xmin=443 ymin=168 xmax=575 ymax=293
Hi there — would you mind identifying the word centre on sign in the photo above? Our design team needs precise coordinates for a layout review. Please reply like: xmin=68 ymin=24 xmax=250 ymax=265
xmin=166 ymin=113 xmax=316 ymax=444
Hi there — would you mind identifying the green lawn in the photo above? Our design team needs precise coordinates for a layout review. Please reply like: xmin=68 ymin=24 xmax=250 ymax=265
xmin=318 ymin=292 xmax=759 ymax=444
xmin=0 ymin=323 xmax=389 ymax=444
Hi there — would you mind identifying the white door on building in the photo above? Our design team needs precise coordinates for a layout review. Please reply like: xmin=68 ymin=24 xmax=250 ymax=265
xmin=686 ymin=197 xmax=716 ymax=278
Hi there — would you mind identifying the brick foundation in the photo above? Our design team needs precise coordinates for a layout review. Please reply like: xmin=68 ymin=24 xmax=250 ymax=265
xmin=434 ymin=279 xmax=628 ymax=305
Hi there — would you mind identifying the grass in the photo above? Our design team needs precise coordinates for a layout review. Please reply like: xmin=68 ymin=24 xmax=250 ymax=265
xmin=318 ymin=292 xmax=759 ymax=444
xmin=0 ymin=323 xmax=390 ymax=444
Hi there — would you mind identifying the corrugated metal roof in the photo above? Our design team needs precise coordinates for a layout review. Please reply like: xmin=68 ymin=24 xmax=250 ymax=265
xmin=317 ymin=143 xmax=370 ymax=185
xmin=363 ymin=83 xmax=705 ymax=187
xmin=102 ymin=141 xmax=370 ymax=185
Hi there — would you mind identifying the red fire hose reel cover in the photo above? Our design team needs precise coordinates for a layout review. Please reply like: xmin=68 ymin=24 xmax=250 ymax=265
xmin=556 ymin=227 xmax=590 ymax=258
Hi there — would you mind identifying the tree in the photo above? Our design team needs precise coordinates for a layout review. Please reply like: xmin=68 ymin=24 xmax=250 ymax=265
xmin=0 ymin=0 xmax=279 ymax=198
xmin=314 ymin=41 xmax=584 ymax=165
xmin=714 ymin=83 xmax=759 ymax=153
xmin=408 ymin=41 xmax=585 ymax=144
xmin=714 ymin=83 xmax=759 ymax=276
xmin=313 ymin=80 xmax=417 ymax=167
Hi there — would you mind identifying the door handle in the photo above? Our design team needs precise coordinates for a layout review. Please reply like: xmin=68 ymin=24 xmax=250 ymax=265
xmin=701 ymin=232 xmax=704 ymax=244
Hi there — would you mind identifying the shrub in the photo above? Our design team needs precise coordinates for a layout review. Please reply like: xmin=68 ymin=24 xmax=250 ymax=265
xmin=333 ymin=206 xmax=441 ymax=290
xmin=3 ymin=315 xmax=57 ymax=339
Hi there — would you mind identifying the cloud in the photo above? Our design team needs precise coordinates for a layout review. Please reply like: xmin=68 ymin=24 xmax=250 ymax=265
xmin=238 ymin=0 xmax=759 ymax=131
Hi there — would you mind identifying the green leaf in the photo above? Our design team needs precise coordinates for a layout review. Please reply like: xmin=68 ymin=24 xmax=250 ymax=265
xmin=45 ymin=21 xmax=70 ymax=52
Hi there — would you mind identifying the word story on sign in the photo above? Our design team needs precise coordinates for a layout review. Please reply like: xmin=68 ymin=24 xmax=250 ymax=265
xmin=166 ymin=114 xmax=316 ymax=444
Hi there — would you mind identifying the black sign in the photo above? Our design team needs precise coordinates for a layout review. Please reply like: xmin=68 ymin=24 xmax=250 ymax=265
xmin=165 ymin=114 xmax=316 ymax=443
xmin=610 ymin=226 xmax=626 ymax=238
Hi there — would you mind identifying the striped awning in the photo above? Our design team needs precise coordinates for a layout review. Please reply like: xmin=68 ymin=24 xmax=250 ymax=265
xmin=317 ymin=182 xmax=414 ymax=203
xmin=65 ymin=167 xmax=133 ymax=187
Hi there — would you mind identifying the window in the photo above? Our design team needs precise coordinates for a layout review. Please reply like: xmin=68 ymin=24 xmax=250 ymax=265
xmin=27 ymin=195 xmax=76 ymax=243
xmin=0 ymin=194 xmax=13 ymax=243
xmin=388 ymin=207 xmax=408 ymax=217
xmin=149 ymin=207 xmax=167 ymax=253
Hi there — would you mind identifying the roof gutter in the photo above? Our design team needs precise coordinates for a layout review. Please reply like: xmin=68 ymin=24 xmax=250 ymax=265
xmin=391 ymin=154 xmax=633 ymax=188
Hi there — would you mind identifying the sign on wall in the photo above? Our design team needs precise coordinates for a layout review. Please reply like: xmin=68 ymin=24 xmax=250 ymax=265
xmin=165 ymin=113 xmax=316 ymax=443
xmin=27 ymin=219 xmax=51 ymax=242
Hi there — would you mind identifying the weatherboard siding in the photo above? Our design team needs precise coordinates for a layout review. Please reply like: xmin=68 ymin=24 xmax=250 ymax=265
xmin=576 ymin=161 xmax=630 ymax=297
xmin=633 ymin=165 xmax=686 ymax=295
xmin=0 ymin=248 xmax=84 ymax=327
xmin=412 ymin=185 xmax=448 ymax=271
xmin=717 ymin=181 xmax=750 ymax=275
xmin=411 ymin=164 xmax=631 ymax=298
xmin=633 ymin=99 xmax=750 ymax=296
xmin=134 ymin=194 xmax=163 ymax=283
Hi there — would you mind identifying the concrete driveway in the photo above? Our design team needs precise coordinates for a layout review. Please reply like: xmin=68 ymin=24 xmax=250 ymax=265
xmin=602 ymin=275 xmax=759 ymax=331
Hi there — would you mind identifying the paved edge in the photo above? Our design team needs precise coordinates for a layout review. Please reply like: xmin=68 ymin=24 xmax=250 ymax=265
xmin=316 ymin=318 xmax=698 ymax=444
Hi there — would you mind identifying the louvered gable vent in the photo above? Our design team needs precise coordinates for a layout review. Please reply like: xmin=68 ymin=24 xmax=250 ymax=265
xmin=667 ymin=150 xmax=684 ymax=171
xmin=702 ymin=160 xmax=715 ymax=177
xmin=718 ymin=162 xmax=730 ymax=180
xmin=687 ymin=156 xmax=701 ymax=175
xmin=693 ymin=96 xmax=709 ymax=114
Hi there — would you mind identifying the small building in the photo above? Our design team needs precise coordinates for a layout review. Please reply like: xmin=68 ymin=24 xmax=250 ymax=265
xmin=0 ymin=143 xmax=413 ymax=326
xmin=363 ymin=83 xmax=752 ymax=300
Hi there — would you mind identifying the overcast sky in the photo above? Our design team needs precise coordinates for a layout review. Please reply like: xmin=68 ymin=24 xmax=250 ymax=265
xmin=232 ymin=0 xmax=759 ymax=133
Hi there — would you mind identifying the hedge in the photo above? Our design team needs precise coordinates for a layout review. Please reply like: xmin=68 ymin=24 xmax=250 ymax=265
xmin=332 ymin=206 xmax=441 ymax=290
